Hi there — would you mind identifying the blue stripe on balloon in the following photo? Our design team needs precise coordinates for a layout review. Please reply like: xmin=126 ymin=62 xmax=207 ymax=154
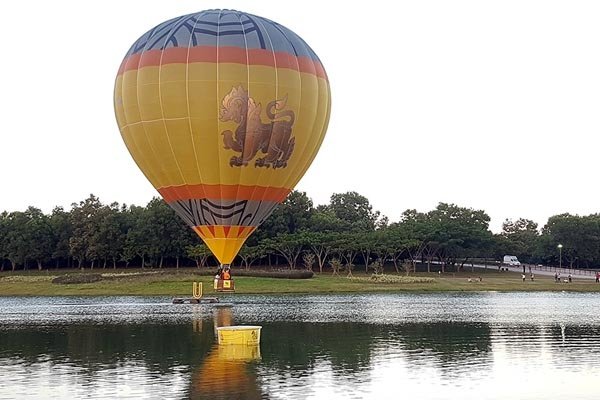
xmin=125 ymin=10 xmax=319 ymax=61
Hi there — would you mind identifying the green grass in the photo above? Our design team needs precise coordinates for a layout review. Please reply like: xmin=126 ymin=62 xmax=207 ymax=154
xmin=0 ymin=268 xmax=599 ymax=296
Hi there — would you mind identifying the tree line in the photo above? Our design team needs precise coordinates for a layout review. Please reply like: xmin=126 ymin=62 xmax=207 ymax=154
xmin=0 ymin=191 xmax=599 ymax=272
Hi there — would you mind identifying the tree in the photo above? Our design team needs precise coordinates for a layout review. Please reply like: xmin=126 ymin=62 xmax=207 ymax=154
xmin=49 ymin=207 xmax=72 ymax=268
xmin=0 ymin=212 xmax=7 ymax=271
xmin=238 ymin=244 xmax=265 ymax=269
xmin=331 ymin=233 xmax=359 ymax=274
xmin=501 ymin=218 xmax=539 ymax=264
xmin=23 ymin=207 xmax=54 ymax=270
xmin=302 ymin=251 xmax=316 ymax=272
xmin=329 ymin=258 xmax=342 ymax=276
xmin=144 ymin=198 xmax=176 ymax=268
xmin=305 ymin=232 xmax=337 ymax=273
xmin=171 ymin=224 xmax=197 ymax=269
xmin=326 ymin=191 xmax=381 ymax=231
xmin=377 ymin=218 xmax=426 ymax=274
xmin=368 ymin=259 xmax=384 ymax=275
xmin=4 ymin=212 xmax=28 ymax=271
xmin=275 ymin=190 xmax=314 ymax=234
xmin=308 ymin=206 xmax=346 ymax=232
xmin=399 ymin=210 xmax=431 ymax=272
xmin=256 ymin=190 xmax=315 ymax=241
xmin=358 ymin=231 xmax=378 ymax=273
xmin=93 ymin=203 xmax=129 ymax=269
xmin=426 ymin=203 xmax=492 ymax=272
xmin=264 ymin=233 xmax=306 ymax=269
xmin=187 ymin=243 xmax=212 ymax=268
xmin=69 ymin=194 xmax=104 ymax=269
xmin=123 ymin=205 xmax=153 ymax=268
xmin=540 ymin=214 xmax=600 ymax=268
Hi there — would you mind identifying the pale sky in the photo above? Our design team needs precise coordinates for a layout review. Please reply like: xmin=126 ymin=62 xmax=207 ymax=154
xmin=1 ymin=0 xmax=599 ymax=232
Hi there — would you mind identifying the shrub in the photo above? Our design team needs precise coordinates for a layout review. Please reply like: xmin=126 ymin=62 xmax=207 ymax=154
xmin=52 ymin=274 xmax=103 ymax=284
xmin=348 ymin=274 xmax=434 ymax=284
xmin=226 ymin=269 xmax=314 ymax=279
xmin=0 ymin=275 xmax=55 ymax=283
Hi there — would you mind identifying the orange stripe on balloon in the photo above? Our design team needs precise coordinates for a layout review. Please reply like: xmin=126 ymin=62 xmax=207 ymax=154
xmin=117 ymin=46 xmax=327 ymax=79
xmin=242 ymin=226 xmax=255 ymax=237
xmin=194 ymin=225 xmax=256 ymax=239
xmin=159 ymin=184 xmax=290 ymax=203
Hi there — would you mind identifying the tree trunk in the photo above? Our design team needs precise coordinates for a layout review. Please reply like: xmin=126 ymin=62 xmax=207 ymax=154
xmin=103 ymin=259 xmax=107 ymax=269
xmin=113 ymin=258 xmax=117 ymax=269
xmin=176 ymin=256 xmax=180 ymax=269
xmin=78 ymin=259 xmax=83 ymax=269
xmin=91 ymin=260 xmax=95 ymax=270
xmin=141 ymin=254 xmax=145 ymax=269
xmin=159 ymin=256 xmax=163 ymax=269
xmin=55 ymin=259 xmax=60 ymax=269
xmin=311 ymin=247 xmax=329 ymax=275
xmin=37 ymin=260 xmax=42 ymax=271
xmin=11 ymin=260 xmax=16 ymax=272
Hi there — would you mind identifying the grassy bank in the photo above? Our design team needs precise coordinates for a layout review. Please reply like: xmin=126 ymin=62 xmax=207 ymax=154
xmin=1 ymin=268 xmax=600 ymax=296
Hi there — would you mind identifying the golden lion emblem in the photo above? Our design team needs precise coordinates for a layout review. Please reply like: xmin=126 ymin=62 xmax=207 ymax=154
xmin=220 ymin=86 xmax=295 ymax=169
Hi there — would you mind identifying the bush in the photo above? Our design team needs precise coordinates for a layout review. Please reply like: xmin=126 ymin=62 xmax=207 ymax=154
xmin=52 ymin=273 xmax=103 ymax=284
xmin=223 ymin=269 xmax=314 ymax=279
xmin=348 ymin=274 xmax=434 ymax=284
xmin=0 ymin=275 xmax=55 ymax=283
xmin=101 ymin=269 xmax=315 ymax=279
xmin=189 ymin=269 xmax=313 ymax=279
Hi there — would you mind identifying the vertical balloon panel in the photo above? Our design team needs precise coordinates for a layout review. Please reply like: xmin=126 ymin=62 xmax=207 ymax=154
xmin=114 ymin=10 xmax=330 ymax=266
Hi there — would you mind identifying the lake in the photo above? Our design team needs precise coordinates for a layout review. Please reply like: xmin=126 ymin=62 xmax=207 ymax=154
xmin=0 ymin=292 xmax=599 ymax=399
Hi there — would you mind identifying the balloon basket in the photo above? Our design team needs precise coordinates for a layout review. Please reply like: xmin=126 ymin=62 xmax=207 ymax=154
xmin=216 ymin=326 xmax=262 ymax=346
xmin=214 ymin=278 xmax=235 ymax=292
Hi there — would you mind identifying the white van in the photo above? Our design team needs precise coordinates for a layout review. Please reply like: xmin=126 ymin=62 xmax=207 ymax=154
xmin=503 ymin=255 xmax=521 ymax=266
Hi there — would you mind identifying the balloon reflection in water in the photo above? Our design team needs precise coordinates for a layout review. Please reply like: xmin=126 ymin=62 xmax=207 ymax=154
xmin=190 ymin=306 xmax=262 ymax=399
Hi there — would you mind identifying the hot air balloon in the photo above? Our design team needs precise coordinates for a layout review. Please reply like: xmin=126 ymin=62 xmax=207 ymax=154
xmin=114 ymin=10 xmax=331 ymax=268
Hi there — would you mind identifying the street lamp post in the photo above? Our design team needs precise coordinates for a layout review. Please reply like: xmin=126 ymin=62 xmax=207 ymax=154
xmin=558 ymin=244 xmax=563 ymax=271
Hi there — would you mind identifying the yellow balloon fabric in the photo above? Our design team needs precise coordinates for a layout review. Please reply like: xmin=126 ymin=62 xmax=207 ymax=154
xmin=114 ymin=10 xmax=331 ymax=264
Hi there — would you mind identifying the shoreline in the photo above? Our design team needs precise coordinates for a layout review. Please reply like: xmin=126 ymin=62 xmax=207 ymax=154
xmin=1 ymin=268 xmax=600 ymax=296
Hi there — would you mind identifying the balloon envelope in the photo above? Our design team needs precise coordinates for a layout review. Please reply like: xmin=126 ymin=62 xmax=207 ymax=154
xmin=114 ymin=10 xmax=331 ymax=264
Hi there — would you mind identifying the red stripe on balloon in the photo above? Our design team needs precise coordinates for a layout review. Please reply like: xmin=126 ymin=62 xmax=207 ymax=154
xmin=158 ymin=184 xmax=291 ymax=203
xmin=222 ymin=226 xmax=231 ymax=237
xmin=117 ymin=46 xmax=327 ymax=79
xmin=206 ymin=225 xmax=215 ymax=236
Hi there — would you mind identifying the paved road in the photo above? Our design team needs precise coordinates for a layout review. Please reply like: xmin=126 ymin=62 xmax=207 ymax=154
xmin=484 ymin=263 xmax=597 ymax=280
xmin=420 ymin=260 xmax=599 ymax=281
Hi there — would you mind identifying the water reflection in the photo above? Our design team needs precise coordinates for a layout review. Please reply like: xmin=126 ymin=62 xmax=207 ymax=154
xmin=189 ymin=306 xmax=263 ymax=400
xmin=191 ymin=344 xmax=262 ymax=400
xmin=0 ymin=293 xmax=599 ymax=399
